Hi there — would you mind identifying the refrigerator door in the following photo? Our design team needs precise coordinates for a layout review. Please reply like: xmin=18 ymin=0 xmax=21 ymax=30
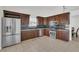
xmin=2 ymin=18 xmax=13 ymax=36
xmin=15 ymin=19 xmax=21 ymax=34
xmin=12 ymin=18 xmax=21 ymax=43
xmin=12 ymin=18 xmax=21 ymax=34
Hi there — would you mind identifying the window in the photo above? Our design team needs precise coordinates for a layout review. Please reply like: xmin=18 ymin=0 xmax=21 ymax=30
xmin=29 ymin=16 xmax=37 ymax=27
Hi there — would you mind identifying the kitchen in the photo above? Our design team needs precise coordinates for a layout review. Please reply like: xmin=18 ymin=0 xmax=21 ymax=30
xmin=0 ymin=9 xmax=69 ymax=48
xmin=21 ymin=12 xmax=69 ymax=41
xmin=0 ymin=6 xmax=79 ymax=52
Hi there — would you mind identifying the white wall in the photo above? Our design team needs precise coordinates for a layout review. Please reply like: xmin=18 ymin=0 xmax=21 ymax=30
xmin=70 ymin=16 xmax=79 ymax=34
xmin=0 ymin=17 xmax=2 ymax=50
xmin=70 ymin=10 xmax=79 ymax=40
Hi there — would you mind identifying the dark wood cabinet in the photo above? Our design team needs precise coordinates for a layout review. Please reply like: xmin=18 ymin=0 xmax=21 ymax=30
xmin=21 ymin=30 xmax=39 ymax=41
xmin=62 ymin=30 xmax=69 ymax=41
xmin=37 ymin=16 xmax=48 ymax=25
xmin=3 ymin=10 xmax=30 ymax=25
xmin=47 ymin=16 xmax=55 ymax=25
xmin=44 ymin=29 xmax=50 ymax=36
xmin=3 ymin=10 xmax=21 ymax=18
xmin=57 ymin=13 xmax=70 ymax=24
xmin=47 ymin=12 xmax=70 ymax=25
xmin=56 ymin=30 xmax=69 ymax=41
xmin=56 ymin=31 xmax=62 ymax=40
xmin=37 ymin=16 xmax=44 ymax=25
xmin=21 ymin=14 xmax=29 ymax=25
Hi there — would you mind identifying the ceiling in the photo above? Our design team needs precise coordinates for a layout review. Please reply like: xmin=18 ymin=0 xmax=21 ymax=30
xmin=0 ymin=6 xmax=79 ymax=17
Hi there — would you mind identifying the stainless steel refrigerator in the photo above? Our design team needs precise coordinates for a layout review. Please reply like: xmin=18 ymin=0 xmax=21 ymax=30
xmin=2 ymin=17 xmax=21 ymax=48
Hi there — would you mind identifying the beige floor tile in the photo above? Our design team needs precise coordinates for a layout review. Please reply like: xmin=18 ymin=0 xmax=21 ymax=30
xmin=1 ymin=36 xmax=79 ymax=52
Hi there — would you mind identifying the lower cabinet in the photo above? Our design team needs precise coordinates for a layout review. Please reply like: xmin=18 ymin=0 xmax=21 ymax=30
xmin=44 ymin=29 xmax=50 ymax=36
xmin=21 ymin=30 xmax=39 ymax=41
xmin=56 ymin=31 xmax=62 ymax=40
xmin=56 ymin=30 xmax=69 ymax=41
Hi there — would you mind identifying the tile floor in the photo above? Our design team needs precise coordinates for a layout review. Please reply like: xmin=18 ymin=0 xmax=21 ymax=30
xmin=0 ymin=36 xmax=79 ymax=52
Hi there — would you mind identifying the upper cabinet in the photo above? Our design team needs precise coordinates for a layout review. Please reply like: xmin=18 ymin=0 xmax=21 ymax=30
xmin=37 ymin=16 xmax=47 ymax=25
xmin=21 ymin=14 xmax=29 ymax=25
xmin=57 ymin=13 xmax=70 ymax=24
xmin=47 ymin=12 xmax=70 ymax=25
xmin=37 ymin=13 xmax=70 ymax=26
xmin=3 ymin=10 xmax=30 ymax=25
xmin=47 ymin=16 xmax=55 ymax=25
xmin=3 ymin=10 xmax=21 ymax=18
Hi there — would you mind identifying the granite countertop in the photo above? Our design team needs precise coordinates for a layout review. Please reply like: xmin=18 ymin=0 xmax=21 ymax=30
xmin=56 ymin=29 xmax=69 ymax=31
xmin=21 ymin=28 xmax=49 ymax=31
xmin=21 ymin=28 xmax=69 ymax=31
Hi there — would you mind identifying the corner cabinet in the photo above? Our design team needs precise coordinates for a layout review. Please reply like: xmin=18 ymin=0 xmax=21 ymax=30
xmin=37 ymin=16 xmax=48 ymax=25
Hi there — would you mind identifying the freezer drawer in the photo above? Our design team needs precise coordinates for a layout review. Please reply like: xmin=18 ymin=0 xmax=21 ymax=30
xmin=2 ymin=34 xmax=21 ymax=48
xmin=2 ymin=36 xmax=13 ymax=47
xmin=12 ymin=34 xmax=21 ymax=44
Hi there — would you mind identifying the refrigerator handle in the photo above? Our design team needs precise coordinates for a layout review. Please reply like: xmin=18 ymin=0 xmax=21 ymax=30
xmin=6 ymin=26 xmax=8 ymax=32
xmin=10 ymin=26 xmax=11 ymax=30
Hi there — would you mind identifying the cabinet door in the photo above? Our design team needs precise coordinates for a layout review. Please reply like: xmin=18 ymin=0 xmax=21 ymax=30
xmin=21 ymin=31 xmax=28 ymax=41
xmin=53 ymin=13 xmax=70 ymax=24
xmin=64 ymin=13 xmax=70 ymax=24
xmin=21 ymin=14 xmax=29 ymax=25
xmin=56 ymin=31 xmax=62 ymax=39
xmin=21 ymin=30 xmax=39 ymax=41
xmin=60 ymin=13 xmax=69 ymax=24
xmin=44 ymin=29 xmax=49 ymax=36
xmin=56 ymin=30 xmax=69 ymax=41
xmin=54 ymin=15 xmax=60 ymax=24
xmin=37 ymin=17 xmax=44 ymax=25
xmin=62 ymin=30 xmax=69 ymax=41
